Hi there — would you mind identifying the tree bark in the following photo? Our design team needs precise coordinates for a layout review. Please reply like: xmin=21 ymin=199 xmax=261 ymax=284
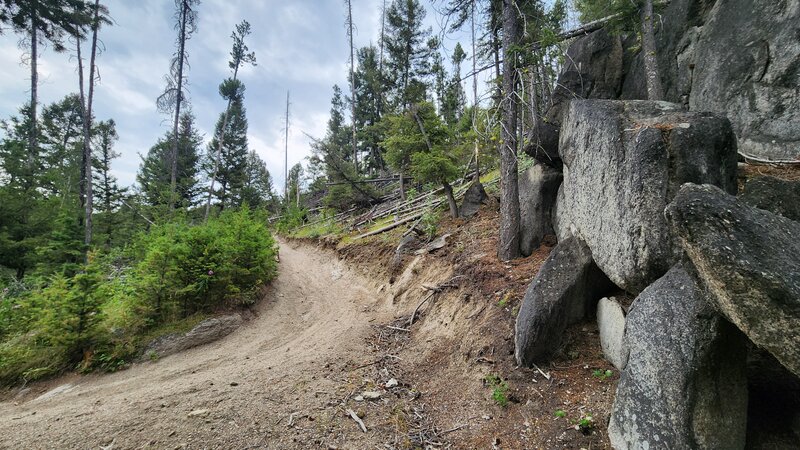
xmin=80 ymin=0 xmax=101 ymax=250
xmin=399 ymin=169 xmax=406 ymax=200
xmin=77 ymin=35 xmax=93 ymax=253
xmin=443 ymin=182 xmax=459 ymax=218
xmin=28 ymin=5 xmax=38 ymax=181
xmin=346 ymin=0 xmax=358 ymax=172
xmin=471 ymin=1 xmax=480 ymax=180
xmin=498 ymin=0 xmax=521 ymax=261
xmin=640 ymin=0 xmax=664 ymax=100
xmin=169 ymin=0 xmax=189 ymax=212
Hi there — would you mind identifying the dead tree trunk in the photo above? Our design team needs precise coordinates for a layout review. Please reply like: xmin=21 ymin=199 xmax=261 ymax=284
xmin=640 ymin=0 xmax=664 ymax=100
xmin=169 ymin=0 xmax=190 ymax=212
xmin=443 ymin=182 xmax=459 ymax=219
xmin=471 ymin=1 xmax=480 ymax=180
xmin=498 ymin=0 xmax=521 ymax=261
xmin=346 ymin=0 xmax=358 ymax=172
xmin=26 ymin=6 xmax=39 ymax=193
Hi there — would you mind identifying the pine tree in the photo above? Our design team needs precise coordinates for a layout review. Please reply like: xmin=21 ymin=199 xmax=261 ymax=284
xmin=137 ymin=112 xmax=202 ymax=210
xmin=91 ymin=119 xmax=126 ymax=248
xmin=205 ymin=20 xmax=256 ymax=219
xmin=383 ymin=102 xmax=462 ymax=217
xmin=240 ymin=150 xmax=275 ymax=211
xmin=74 ymin=0 xmax=111 ymax=252
xmin=156 ymin=0 xmax=200 ymax=212
xmin=352 ymin=46 xmax=386 ymax=174
xmin=206 ymin=79 xmax=249 ymax=211
xmin=4 ymin=0 xmax=91 ymax=172
xmin=383 ymin=0 xmax=434 ymax=110
xmin=441 ymin=43 xmax=467 ymax=127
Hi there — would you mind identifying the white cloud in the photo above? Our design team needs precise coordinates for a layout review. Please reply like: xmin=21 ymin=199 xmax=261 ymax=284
xmin=0 ymin=0 xmax=478 ymax=191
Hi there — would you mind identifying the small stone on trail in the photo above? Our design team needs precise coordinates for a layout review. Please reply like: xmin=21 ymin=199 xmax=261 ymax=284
xmin=361 ymin=391 xmax=381 ymax=400
xmin=482 ymin=415 xmax=492 ymax=421
xmin=187 ymin=409 xmax=209 ymax=418
xmin=385 ymin=378 xmax=399 ymax=388
xmin=354 ymin=395 xmax=364 ymax=402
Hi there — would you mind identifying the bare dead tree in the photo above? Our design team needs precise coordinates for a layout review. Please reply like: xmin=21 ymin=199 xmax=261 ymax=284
xmin=345 ymin=0 xmax=358 ymax=172
xmin=157 ymin=0 xmax=199 ymax=212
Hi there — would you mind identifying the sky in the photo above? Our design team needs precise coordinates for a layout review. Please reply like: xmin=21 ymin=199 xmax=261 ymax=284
xmin=0 ymin=0 xmax=478 ymax=191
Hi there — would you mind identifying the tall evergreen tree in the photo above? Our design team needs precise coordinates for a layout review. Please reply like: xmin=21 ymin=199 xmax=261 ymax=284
xmin=352 ymin=46 xmax=386 ymax=173
xmin=4 ymin=0 xmax=91 ymax=170
xmin=240 ymin=150 xmax=275 ymax=211
xmin=441 ymin=43 xmax=467 ymax=127
xmin=205 ymin=20 xmax=256 ymax=219
xmin=206 ymin=79 xmax=249 ymax=211
xmin=91 ymin=119 xmax=126 ymax=248
xmin=137 ymin=112 xmax=202 ymax=209
xmin=156 ymin=0 xmax=199 ymax=212
xmin=383 ymin=0 xmax=434 ymax=109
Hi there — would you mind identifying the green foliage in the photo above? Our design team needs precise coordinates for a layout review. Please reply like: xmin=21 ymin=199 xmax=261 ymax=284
xmin=554 ymin=409 xmax=567 ymax=418
xmin=134 ymin=206 xmax=278 ymax=318
xmin=484 ymin=373 xmax=510 ymax=407
xmin=576 ymin=414 xmax=595 ymax=433
xmin=0 ymin=208 xmax=279 ymax=386
xmin=419 ymin=209 xmax=439 ymax=240
xmin=592 ymin=369 xmax=614 ymax=380
xmin=137 ymin=112 xmax=203 ymax=209
xmin=274 ymin=205 xmax=307 ymax=234
xmin=574 ymin=0 xmax=648 ymax=35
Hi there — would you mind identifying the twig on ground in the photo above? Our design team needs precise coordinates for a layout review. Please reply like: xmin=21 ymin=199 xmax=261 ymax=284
xmin=346 ymin=408 xmax=367 ymax=433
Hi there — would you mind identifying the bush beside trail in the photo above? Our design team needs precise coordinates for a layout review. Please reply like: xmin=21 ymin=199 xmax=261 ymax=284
xmin=0 ymin=207 xmax=278 ymax=386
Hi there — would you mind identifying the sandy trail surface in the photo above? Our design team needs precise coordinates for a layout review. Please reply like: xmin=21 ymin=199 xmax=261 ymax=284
xmin=0 ymin=240 xmax=395 ymax=449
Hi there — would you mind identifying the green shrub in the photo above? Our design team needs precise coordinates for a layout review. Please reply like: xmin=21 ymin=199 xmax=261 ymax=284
xmin=484 ymin=374 xmax=510 ymax=407
xmin=0 ymin=207 xmax=279 ymax=386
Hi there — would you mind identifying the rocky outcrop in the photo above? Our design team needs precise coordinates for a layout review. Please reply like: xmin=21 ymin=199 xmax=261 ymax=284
xmin=459 ymin=181 xmax=487 ymax=218
xmin=142 ymin=314 xmax=243 ymax=360
xmin=519 ymin=164 xmax=562 ymax=256
xmin=618 ymin=0 xmax=800 ymax=161
xmin=597 ymin=297 xmax=628 ymax=371
xmin=514 ymin=237 xmax=613 ymax=366
xmin=609 ymin=266 xmax=748 ymax=450
xmin=740 ymin=176 xmax=800 ymax=222
xmin=556 ymin=99 xmax=737 ymax=293
xmin=666 ymin=183 xmax=800 ymax=377
xmin=523 ymin=28 xmax=624 ymax=166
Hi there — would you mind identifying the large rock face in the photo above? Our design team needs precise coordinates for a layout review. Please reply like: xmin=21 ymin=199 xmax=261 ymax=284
xmin=514 ymin=236 xmax=613 ymax=366
xmin=523 ymin=28 xmax=623 ymax=166
xmin=666 ymin=183 xmax=800 ymax=377
xmin=609 ymin=266 xmax=748 ymax=450
xmin=740 ymin=176 xmax=800 ymax=222
xmin=556 ymin=99 xmax=737 ymax=293
xmin=519 ymin=164 xmax=562 ymax=256
xmin=620 ymin=0 xmax=800 ymax=161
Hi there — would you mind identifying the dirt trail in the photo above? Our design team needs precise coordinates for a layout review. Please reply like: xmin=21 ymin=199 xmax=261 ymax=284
xmin=0 ymin=240 xmax=396 ymax=449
